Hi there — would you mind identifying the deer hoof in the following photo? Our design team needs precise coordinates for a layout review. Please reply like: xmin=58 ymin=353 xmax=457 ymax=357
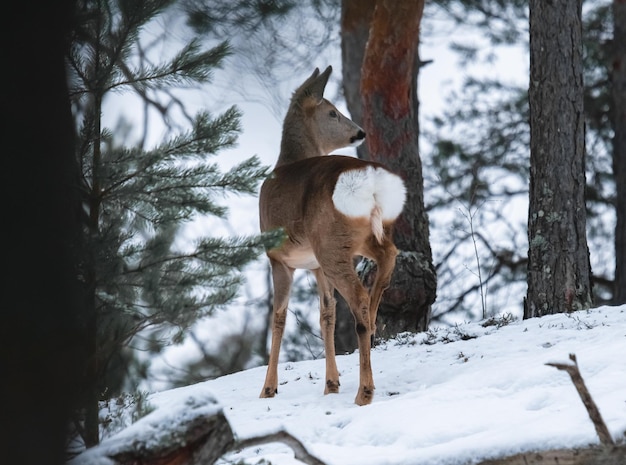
xmin=324 ymin=379 xmax=340 ymax=394
xmin=354 ymin=386 xmax=374 ymax=406
xmin=260 ymin=386 xmax=277 ymax=398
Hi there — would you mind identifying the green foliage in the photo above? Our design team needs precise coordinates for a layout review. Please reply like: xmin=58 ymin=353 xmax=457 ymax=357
xmin=68 ymin=0 xmax=283 ymax=404
xmin=185 ymin=0 xmax=296 ymax=35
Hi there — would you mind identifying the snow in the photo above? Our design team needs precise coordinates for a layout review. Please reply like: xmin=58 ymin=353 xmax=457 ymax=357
xmin=72 ymin=305 xmax=626 ymax=465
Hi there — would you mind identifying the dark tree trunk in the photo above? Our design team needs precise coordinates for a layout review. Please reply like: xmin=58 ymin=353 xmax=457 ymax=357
xmin=526 ymin=0 xmax=593 ymax=318
xmin=335 ymin=0 xmax=376 ymax=353
xmin=1 ymin=0 xmax=86 ymax=463
xmin=612 ymin=0 xmax=626 ymax=305
xmin=341 ymin=0 xmax=375 ymax=161
xmin=360 ymin=0 xmax=436 ymax=335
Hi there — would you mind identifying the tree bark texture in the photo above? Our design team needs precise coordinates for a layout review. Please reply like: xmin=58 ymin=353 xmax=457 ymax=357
xmin=341 ymin=0 xmax=375 ymax=161
xmin=612 ymin=0 xmax=626 ymax=304
xmin=360 ymin=0 xmax=436 ymax=333
xmin=333 ymin=0 xmax=378 ymax=353
xmin=526 ymin=0 xmax=593 ymax=318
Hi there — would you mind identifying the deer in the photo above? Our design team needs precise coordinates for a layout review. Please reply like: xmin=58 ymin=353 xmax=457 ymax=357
xmin=258 ymin=65 xmax=406 ymax=406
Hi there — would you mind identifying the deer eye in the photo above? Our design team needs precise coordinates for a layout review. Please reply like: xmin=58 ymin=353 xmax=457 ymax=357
xmin=329 ymin=110 xmax=338 ymax=118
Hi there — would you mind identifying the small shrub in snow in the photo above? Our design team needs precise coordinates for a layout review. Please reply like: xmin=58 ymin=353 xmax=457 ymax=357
xmin=99 ymin=391 xmax=155 ymax=440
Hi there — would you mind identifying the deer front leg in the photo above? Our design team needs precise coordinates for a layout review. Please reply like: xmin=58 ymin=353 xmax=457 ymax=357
xmin=260 ymin=259 xmax=294 ymax=398
xmin=314 ymin=269 xmax=340 ymax=394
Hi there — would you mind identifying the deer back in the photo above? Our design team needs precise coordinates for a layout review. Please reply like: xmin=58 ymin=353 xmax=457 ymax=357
xmin=260 ymin=155 xmax=405 ymax=252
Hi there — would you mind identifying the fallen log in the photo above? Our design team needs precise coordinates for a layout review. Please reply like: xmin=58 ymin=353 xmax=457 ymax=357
xmin=477 ymin=444 xmax=626 ymax=465
xmin=68 ymin=391 xmax=327 ymax=465
xmin=67 ymin=392 xmax=235 ymax=465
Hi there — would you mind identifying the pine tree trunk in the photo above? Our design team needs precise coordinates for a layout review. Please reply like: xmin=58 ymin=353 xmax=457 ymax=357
xmin=526 ymin=0 xmax=593 ymax=317
xmin=341 ymin=0 xmax=375 ymax=161
xmin=360 ymin=0 xmax=436 ymax=334
xmin=612 ymin=0 xmax=626 ymax=305
xmin=335 ymin=0 xmax=377 ymax=353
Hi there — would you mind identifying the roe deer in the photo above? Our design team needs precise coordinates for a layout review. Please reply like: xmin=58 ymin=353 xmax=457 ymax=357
xmin=259 ymin=66 xmax=406 ymax=406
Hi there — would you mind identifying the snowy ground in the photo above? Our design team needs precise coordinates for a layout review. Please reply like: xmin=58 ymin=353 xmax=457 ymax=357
xmin=74 ymin=305 xmax=626 ymax=465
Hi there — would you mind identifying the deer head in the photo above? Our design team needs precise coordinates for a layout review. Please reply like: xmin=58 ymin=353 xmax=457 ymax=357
xmin=259 ymin=66 xmax=406 ymax=406
xmin=277 ymin=66 xmax=366 ymax=166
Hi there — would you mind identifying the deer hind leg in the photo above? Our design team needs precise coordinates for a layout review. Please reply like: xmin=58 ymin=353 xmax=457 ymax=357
xmin=322 ymin=261 xmax=374 ymax=406
xmin=260 ymin=258 xmax=294 ymax=398
xmin=313 ymin=268 xmax=340 ymax=394
xmin=364 ymin=235 xmax=399 ymax=336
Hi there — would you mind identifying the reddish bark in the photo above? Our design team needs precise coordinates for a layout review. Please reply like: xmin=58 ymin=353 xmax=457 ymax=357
xmin=336 ymin=0 xmax=378 ymax=353
xmin=361 ymin=1 xmax=423 ymax=126
xmin=359 ymin=0 xmax=435 ymax=333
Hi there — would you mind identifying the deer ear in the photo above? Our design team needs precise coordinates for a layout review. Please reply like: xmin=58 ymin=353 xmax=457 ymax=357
xmin=292 ymin=68 xmax=320 ymax=104
xmin=298 ymin=68 xmax=320 ymax=92
xmin=307 ymin=65 xmax=332 ymax=102
xmin=292 ymin=66 xmax=332 ymax=105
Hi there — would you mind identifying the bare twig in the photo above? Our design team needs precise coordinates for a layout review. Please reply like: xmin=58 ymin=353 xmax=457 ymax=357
xmin=234 ymin=430 xmax=328 ymax=465
xmin=546 ymin=353 xmax=614 ymax=446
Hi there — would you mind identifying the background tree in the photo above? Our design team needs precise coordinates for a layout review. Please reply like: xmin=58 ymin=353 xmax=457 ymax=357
xmin=416 ymin=0 xmax=531 ymax=321
xmin=424 ymin=79 xmax=530 ymax=320
xmin=359 ymin=0 xmax=437 ymax=335
xmin=612 ymin=0 xmax=626 ymax=304
xmin=68 ymin=0 xmax=281 ymax=447
xmin=340 ymin=0 xmax=373 ymax=162
xmin=526 ymin=0 xmax=592 ymax=317
xmin=1 ymin=0 xmax=85 ymax=463
xmin=421 ymin=0 xmax=625 ymax=318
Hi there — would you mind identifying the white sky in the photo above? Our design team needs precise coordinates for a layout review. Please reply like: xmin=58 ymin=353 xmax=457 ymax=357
xmin=71 ymin=305 xmax=626 ymax=465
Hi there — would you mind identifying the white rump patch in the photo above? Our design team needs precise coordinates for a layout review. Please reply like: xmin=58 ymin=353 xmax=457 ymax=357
xmin=372 ymin=168 xmax=407 ymax=220
xmin=332 ymin=166 xmax=406 ymax=220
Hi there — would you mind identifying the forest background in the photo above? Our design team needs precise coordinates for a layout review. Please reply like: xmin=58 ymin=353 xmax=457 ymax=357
xmin=128 ymin=0 xmax=621 ymax=392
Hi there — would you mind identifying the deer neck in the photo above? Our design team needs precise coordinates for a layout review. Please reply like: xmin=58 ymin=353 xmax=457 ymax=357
xmin=275 ymin=110 xmax=325 ymax=168
xmin=277 ymin=134 xmax=325 ymax=167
